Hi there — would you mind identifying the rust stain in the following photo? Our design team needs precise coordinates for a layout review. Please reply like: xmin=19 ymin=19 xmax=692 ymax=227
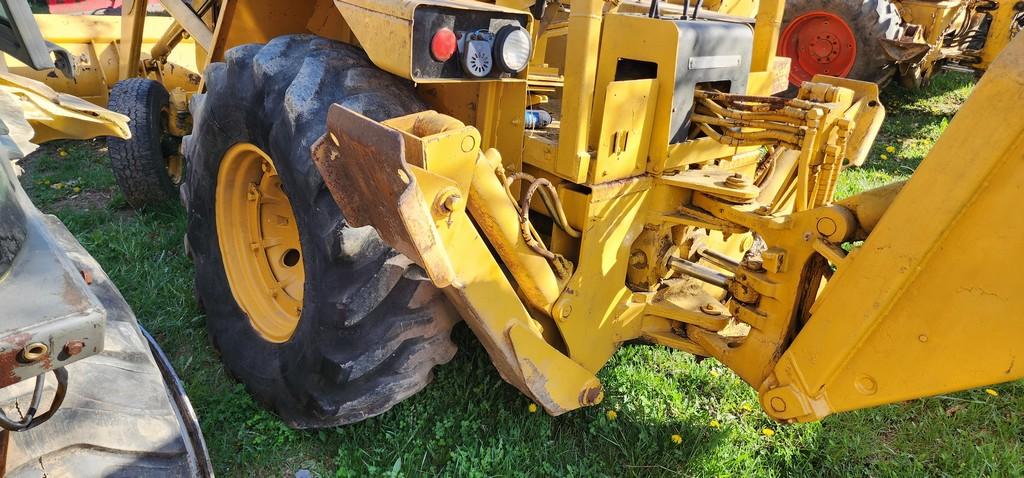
xmin=0 ymin=332 xmax=32 ymax=388
xmin=64 ymin=340 xmax=85 ymax=357
xmin=579 ymin=385 xmax=604 ymax=406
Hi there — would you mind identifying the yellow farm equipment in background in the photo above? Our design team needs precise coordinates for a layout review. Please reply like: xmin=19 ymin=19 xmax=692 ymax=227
xmin=6 ymin=0 xmax=1022 ymax=430
xmin=776 ymin=0 xmax=1023 ymax=88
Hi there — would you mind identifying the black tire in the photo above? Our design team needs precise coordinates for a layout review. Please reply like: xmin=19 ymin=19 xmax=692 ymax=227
xmin=182 ymin=35 xmax=458 ymax=428
xmin=107 ymin=78 xmax=183 ymax=208
xmin=781 ymin=0 xmax=903 ymax=84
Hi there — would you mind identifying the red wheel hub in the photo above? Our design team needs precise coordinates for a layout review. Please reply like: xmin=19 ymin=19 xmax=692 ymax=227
xmin=778 ymin=11 xmax=858 ymax=86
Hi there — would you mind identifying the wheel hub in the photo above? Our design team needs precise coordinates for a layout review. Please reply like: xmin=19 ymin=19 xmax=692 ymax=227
xmin=779 ymin=11 xmax=858 ymax=86
xmin=215 ymin=143 xmax=304 ymax=343
xmin=160 ymin=105 xmax=185 ymax=185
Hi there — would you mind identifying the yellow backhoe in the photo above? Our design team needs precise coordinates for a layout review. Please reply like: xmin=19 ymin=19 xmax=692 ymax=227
xmin=4 ymin=0 xmax=1021 ymax=433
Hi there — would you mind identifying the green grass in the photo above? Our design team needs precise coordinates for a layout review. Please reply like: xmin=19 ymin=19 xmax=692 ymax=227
xmin=17 ymin=72 xmax=1023 ymax=477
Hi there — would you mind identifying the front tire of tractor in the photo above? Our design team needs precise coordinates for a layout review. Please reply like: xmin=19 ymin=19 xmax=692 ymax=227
xmin=107 ymin=78 xmax=184 ymax=208
xmin=779 ymin=0 xmax=903 ymax=87
xmin=182 ymin=35 xmax=458 ymax=428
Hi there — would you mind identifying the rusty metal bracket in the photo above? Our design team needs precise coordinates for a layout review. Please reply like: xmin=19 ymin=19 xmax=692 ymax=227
xmin=312 ymin=105 xmax=603 ymax=415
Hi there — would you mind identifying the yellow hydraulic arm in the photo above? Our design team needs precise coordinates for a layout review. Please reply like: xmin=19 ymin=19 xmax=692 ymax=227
xmin=762 ymin=34 xmax=1024 ymax=422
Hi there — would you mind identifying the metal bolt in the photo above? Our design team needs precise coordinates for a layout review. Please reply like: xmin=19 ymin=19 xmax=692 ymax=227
xmin=724 ymin=173 xmax=751 ymax=189
xmin=742 ymin=259 xmax=765 ymax=272
xmin=700 ymin=303 xmax=721 ymax=316
xmin=770 ymin=396 xmax=787 ymax=412
xmin=434 ymin=190 xmax=462 ymax=216
xmin=816 ymin=217 xmax=838 ymax=237
xmin=64 ymin=340 xmax=85 ymax=357
xmin=442 ymin=194 xmax=459 ymax=213
xmin=855 ymin=375 xmax=878 ymax=395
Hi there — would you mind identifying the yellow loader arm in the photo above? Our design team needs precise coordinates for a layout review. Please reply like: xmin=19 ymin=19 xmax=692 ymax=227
xmin=0 ymin=72 xmax=130 ymax=145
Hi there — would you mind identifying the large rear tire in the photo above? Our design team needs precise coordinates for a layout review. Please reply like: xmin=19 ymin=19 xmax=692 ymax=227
xmin=182 ymin=35 xmax=458 ymax=428
xmin=779 ymin=0 xmax=903 ymax=87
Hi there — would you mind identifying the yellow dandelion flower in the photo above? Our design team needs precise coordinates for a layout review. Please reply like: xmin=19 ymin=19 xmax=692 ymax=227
xmin=606 ymin=409 xmax=618 ymax=421
xmin=709 ymin=419 xmax=721 ymax=429
xmin=58 ymin=150 xmax=68 ymax=157
xmin=985 ymin=389 xmax=999 ymax=397
xmin=741 ymin=403 xmax=753 ymax=413
xmin=671 ymin=434 xmax=682 ymax=445
xmin=710 ymin=370 xmax=721 ymax=378
xmin=528 ymin=403 xmax=538 ymax=413
xmin=886 ymin=145 xmax=896 ymax=153
xmin=762 ymin=427 xmax=775 ymax=437
xmin=73 ymin=187 xmax=81 ymax=193
xmin=50 ymin=182 xmax=63 ymax=190
xmin=881 ymin=154 xmax=889 ymax=160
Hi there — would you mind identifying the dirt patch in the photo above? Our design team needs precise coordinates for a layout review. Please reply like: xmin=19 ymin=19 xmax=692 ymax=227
xmin=16 ymin=143 xmax=56 ymax=172
xmin=50 ymin=190 xmax=113 ymax=210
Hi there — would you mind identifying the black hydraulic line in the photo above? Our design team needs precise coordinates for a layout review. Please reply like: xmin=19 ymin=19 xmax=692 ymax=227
xmin=0 ymin=368 xmax=68 ymax=432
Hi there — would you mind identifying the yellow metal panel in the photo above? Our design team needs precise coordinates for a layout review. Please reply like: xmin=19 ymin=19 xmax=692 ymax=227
xmin=897 ymin=0 xmax=966 ymax=45
xmin=589 ymin=79 xmax=658 ymax=184
xmin=554 ymin=178 xmax=652 ymax=371
xmin=210 ymin=0 xmax=321 ymax=61
xmin=592 ymin=14 xmax=681 ymax=169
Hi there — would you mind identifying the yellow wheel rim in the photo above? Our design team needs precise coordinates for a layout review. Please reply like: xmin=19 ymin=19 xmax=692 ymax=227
xmin=167 ymin=153 xmax=184 ymax=185
xmin=161 ymin=105 xmax=184 ymax=185
xmin=215 ymin=143 xmax=304 ymax=343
